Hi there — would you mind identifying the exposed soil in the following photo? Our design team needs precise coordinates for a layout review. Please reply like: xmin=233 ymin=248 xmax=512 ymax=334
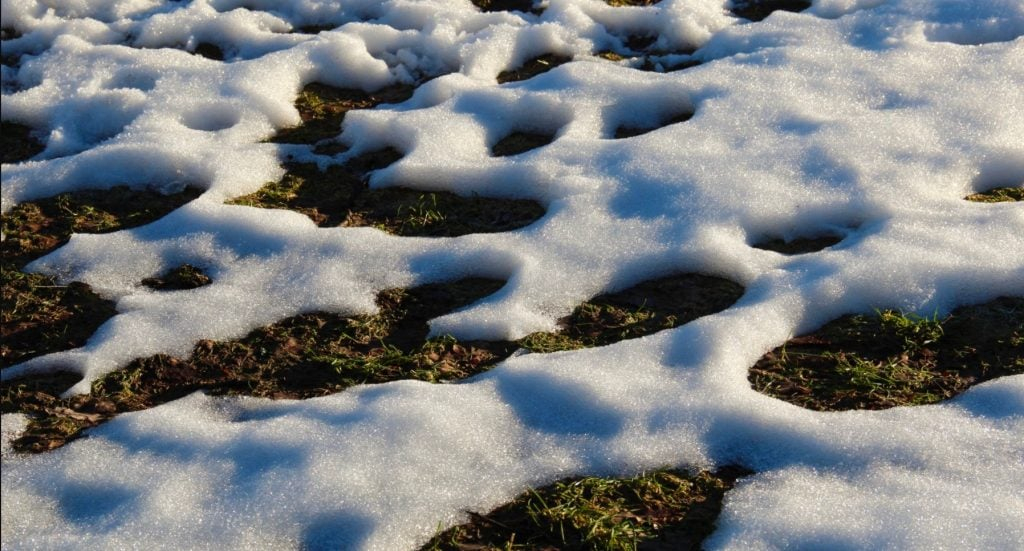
xmin=492 ymin=131 xmax=556 ymax=157
xmin=230 ymin=155 xmax=547 ymax=236
xmin=141 ymin=264 xmax=212 ymax=291
xmin=1 ymin=121 xmax=46 ymax=163
xmin=613 ymin=111 xmax=695 ymax=139
xmin=964 ymin=186 xmax=1023 ymax=203
xmin=4 ymin=271 xmax=745 ymax=453
xmin=497 ymin=54 xmax=572 ymax=84
xmin=519 ymin=273 xmax=745 ymax=353
xmin=192 ymin=42 xmax=225 ymax=61
xmin=606 ymin=0 xmax=662 ymax=6
xmin=1 ymin=186 xmax=203 ymax=369
xmin=471 ymin=0 xmax=543 ymax=14
xmin=421 ymin=466 xmax=750 ymax=551
xmin=271 ymin=82 xmax=416 ymax=145
xmin=752 ymin=235 xmax=844 ymax=255
xmin=730 ymin=0 xmax=813 ymax=22
xmin=750 ymin=297 xmax=1023 ymax=411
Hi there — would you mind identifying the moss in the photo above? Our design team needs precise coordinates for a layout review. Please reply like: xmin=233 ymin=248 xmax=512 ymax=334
xmin=964 ymin=187 xmax=1023 ymax=203
xmin=750 ymin=297 xmax=1023 ymax=411
xmin=422 ymin=466 xmax=749 ymax=551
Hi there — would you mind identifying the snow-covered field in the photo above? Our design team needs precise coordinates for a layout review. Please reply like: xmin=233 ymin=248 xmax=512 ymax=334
xmin=2 ymin=0 xmax=1023 ymax=548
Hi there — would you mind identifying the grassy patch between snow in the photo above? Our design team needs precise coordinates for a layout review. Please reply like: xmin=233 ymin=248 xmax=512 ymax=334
xmin=229 ymin=158 xmax=547 ymax=236
xmin=3 ymin=272 xmax=744 ymax=452
xmin=964 ymin=187 xmax=1023 ymax=203
xmin=421 ymin=466 xmax=749 ymax=551
xmin=271 ymin=82 xmax=416 ymax=145
xmin=750 ymin=297 xmax=1023 ymax=410
xmin=1 ymin=186 xmax=202 ymax=369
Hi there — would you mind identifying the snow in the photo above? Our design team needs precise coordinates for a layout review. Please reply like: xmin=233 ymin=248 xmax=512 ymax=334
xmin=2 ymin=0 xmax=1023 ymax=549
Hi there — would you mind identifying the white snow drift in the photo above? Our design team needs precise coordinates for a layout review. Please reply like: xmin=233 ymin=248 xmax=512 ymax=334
xmin=2 ymin=0 xmax=1022 ymax=549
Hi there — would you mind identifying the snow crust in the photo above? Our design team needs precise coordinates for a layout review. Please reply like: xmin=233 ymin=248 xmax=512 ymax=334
xmin=2 ymin=0 xmax=1023 ymax=549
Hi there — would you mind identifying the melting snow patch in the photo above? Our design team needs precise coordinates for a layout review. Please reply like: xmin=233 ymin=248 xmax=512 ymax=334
xmin=2 ymin=0 xmax=1023 ymax=549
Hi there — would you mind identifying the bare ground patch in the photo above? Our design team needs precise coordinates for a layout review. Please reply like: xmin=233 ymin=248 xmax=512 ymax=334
xmin=271 ymin=82 xmax=416 ymax=146
xmin=421 ymin=466 xmax=750 ymax=551
xmin=497 ymin=54 xmax=572 ymax=84
xmin=750 ymin=297 xmax=1023 ymax=411
xmin=964 ymin=186 xmax=1023 ymax=203
xmin=229 ymin=157 xmax=546 ymax=236
xmin=4 ymin=272 xmax=744 ymax=452
xmin=613 ymin=111 xmax=695 ymax=140
xmin=730 ymin=0 xmax=813 ymax=22
xmin=1 ymin=121 xmax=46 ymax=163
xmin=1 ymin=186 xmax=203 ymax=369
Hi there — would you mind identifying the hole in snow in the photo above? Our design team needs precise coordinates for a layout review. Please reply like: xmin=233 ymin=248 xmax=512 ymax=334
xmin=518 ymin=273 xmax=745 ymax=353
xmin=141 ymin=264 xmax=212 ymax=291
xmin=106 ymin=70 xmax=159 ymax=92
xmin=1 ymin=121 xmax=45 ymax=163
xmin=749 ymin=297 xmax=1024 ymax=411
xmin=271 ymin=82 xmax=416 ymax=145
xmin=231 ymin=153 xmax=545 ymax=236
xmin=497 ymin=54 xmax=572 ymax=84
xmin=613 ymin=110 xmax=695 ymax=139
xmin=730 ymin=0 xmax=812 ymax=22
xmin=1 ymin=185 xmax=202 ymax=371
xmin=471 ymin=0 xmax=544 ymax=14
xmin=192 ymin=42 xmax=225 ymax=61
xmin=180 ymin=105 xmax=242 ymax=132
xmin=491 ymin=131 xmax=556 ymax=157
xmin=751 ymin=234 xmax=844 ymax=255
xmin=964 ymin=186 xmax=1023 ymax=203
xmin=420 ymin=465 xmax=749 ymax=551
xmin=7 ymin=278 xmax=516 ymax=453
xmin=606 ymin=0 xmax=663 ymax=6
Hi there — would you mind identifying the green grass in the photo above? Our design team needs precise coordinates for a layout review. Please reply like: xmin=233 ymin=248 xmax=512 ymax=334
xmin=964 ymin=187 xmax=1024 ymax=203
xmin=421 ymin=467 xmax=749 ymax=551
xmin=750 ymin=299 xmax=1023 ymax=410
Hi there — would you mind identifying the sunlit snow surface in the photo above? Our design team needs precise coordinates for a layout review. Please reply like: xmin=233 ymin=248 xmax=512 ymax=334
xmin=2 ymin=0 xmax=1023 ymax=548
